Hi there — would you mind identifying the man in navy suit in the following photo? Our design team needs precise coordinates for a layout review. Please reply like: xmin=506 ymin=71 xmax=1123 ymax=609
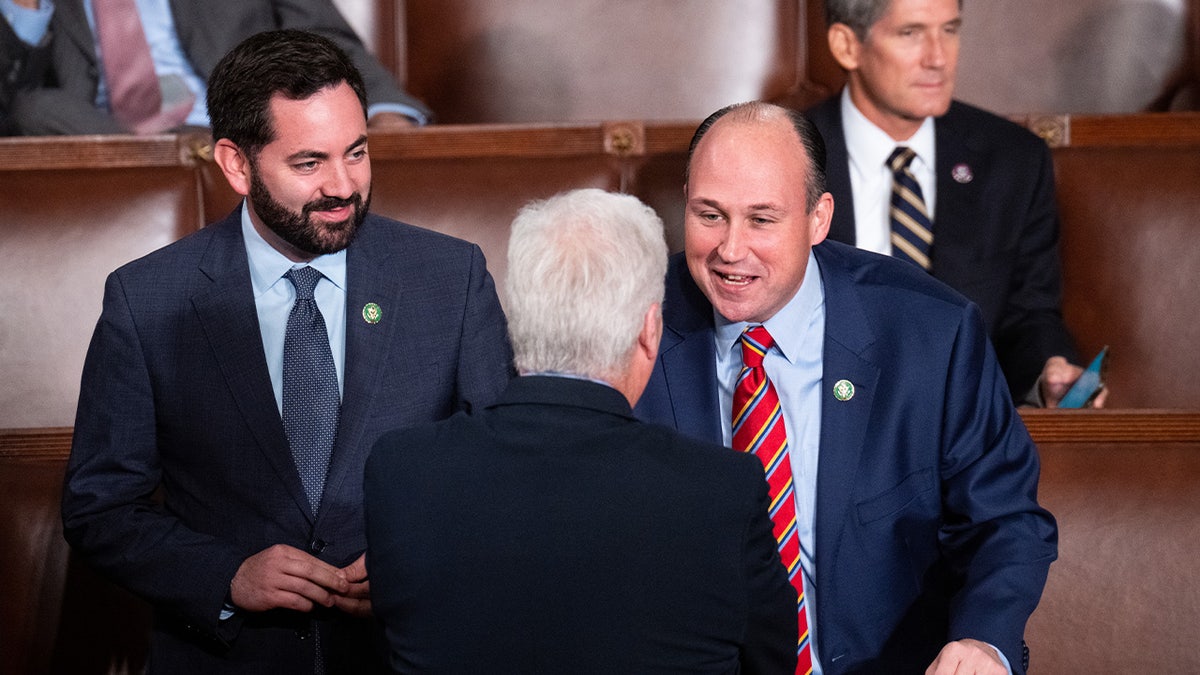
xmin=61 ymin=31 xmax=511 ymax=673
xmin=635 ymin=102 xmax=1058 ymax=674
xmin=366 ymin=188 xmax=798 ymax=674
xmin=807 ymin=0 xmax=1099 ymax=406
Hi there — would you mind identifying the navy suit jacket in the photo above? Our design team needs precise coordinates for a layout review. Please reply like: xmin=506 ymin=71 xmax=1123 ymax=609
xmin=366 ymin=375 xmax=798 ymax=674
xmin=635 ymin=244 xmax=1058 ymax=674
xmin=62 ymin=209 xmax=513 ymax=673
xmin=1 ymin=0 xmax=432 ymax=135
xmin=806 ymin=96 xmax=1077 ymax=398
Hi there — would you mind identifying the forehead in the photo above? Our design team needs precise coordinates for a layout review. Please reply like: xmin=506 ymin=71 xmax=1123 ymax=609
xmin=689 ymin=116 xmax=809 ymax=196
xmin=262 ymin=83 xmax=366 ymax=151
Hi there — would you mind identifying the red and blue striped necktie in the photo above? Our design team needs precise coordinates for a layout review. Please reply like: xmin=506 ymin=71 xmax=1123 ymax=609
xmin=733 ymin=325 xmax=812 ymax=675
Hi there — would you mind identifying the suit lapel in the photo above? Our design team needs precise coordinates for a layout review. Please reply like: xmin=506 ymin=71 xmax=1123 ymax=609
xmin=191 ymin=213 xmax=313 ymax=520
xmin=656 ymin=258 xmax=725 ymax=445
xmin=53 ymin=0 xmax=100 ymax=63
xmin=815 ymin=96 xmax=859 ymax=246
xmin=658 ymin=327 xmax=724 ymax=445
xmin=316 ymin=219 xmax=403 ymax=519
xmin=932 ymin=103 xmax=985 ymax=276
xmin=810 ymin=245 xmax=881 ymax=639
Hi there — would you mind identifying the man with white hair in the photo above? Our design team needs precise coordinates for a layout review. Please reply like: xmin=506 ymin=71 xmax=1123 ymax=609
xmin=365 ymin=188 xmax=797 ymax=674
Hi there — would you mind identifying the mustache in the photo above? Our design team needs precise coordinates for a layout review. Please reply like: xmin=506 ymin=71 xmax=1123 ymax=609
xmin=303 ymin=193 xmax=363 ymax=215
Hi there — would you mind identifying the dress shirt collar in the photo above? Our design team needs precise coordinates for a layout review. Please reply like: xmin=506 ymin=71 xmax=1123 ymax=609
xmin=714 ymin=250 xmax=825 ymax=365
xmin=240 ymin=201 xmax=347 ymax=296
xmin=841 ymin=87 xmax=936 ymax=180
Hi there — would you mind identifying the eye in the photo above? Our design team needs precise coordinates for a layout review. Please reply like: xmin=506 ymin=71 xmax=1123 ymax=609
xmin=294 ymin=160 xmax=319 ymax=172
xmin=349 ymin=147 xmax=368 ymax=162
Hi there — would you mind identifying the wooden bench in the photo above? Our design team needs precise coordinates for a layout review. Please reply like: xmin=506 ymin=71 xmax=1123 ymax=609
xmin=6 ymin=414 xmax=1199 ymax=673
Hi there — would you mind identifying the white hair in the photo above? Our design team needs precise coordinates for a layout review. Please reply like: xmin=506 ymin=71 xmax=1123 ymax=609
xmin=505 ymin=188 xmax=668 ymax=381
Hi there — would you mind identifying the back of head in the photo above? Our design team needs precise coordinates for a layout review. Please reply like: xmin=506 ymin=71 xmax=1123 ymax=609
xmin=207 ymin=29 xmax=368 ymax=155
xmin=505 ymin=189 xmax=668 ymax=381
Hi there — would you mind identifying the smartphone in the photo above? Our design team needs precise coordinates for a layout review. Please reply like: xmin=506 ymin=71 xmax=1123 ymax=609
xmin=1057 ymin=346 xmax=1108 ymax=409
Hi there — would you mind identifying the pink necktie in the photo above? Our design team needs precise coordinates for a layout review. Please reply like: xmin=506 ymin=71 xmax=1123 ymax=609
xmin=93 ymin=0 xmax=193 ymax=133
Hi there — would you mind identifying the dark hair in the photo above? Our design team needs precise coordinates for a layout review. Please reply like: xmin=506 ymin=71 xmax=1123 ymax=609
xmin=826 ymin=0 xmax=963 ymax=40
xmin=685 ymin=101 xmax=828 ymax=210
xmin=207 ymin=29 xmax=368 ymax=155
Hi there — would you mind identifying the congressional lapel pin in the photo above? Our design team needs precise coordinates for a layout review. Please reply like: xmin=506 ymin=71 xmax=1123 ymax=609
xmin=951 ymin=163 xmax=974 ymax=184
xmin=833 ymin=379 xmax=855 ymax=402
xmin=362 ymin=302 xmax=382 ymax=325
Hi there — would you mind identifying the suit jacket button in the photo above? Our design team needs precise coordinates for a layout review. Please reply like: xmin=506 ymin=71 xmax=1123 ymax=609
xmin=309 ymin=538 xmax=327 ymax=554
xmin=295 ymin=627 xmax=311 ymax=640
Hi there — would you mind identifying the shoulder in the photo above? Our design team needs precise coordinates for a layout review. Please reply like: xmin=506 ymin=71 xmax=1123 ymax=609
xmin=814 ymin=240 xmax=979 ymax=336
xmin=356 ymin=213 xmax=484 ymax=256
xmin=942 ymin=100 xmax=1049 ymax=156
xmin=366 ymin=412 xmax=475 ymax=481
xmin=818 ymin=240 xmax=969 ymax=305
xmin=804 ymin=94 xmax=841 ymax=128
xmin=110 ymin=214 xmax=236 ymax=284
xmin=351 ymin=214 xmax=493 ymax=279
xmin=639 ymin=420 xmax=767 ymax=489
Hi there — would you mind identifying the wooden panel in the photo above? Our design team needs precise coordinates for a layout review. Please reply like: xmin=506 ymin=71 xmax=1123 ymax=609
xmin=0 ymin=165 xmax=203 ymax=427
xmin=1027 ymin=439 xmax=1200 ymax=673
xmin=1054 ymin=143 xmax=1200 ymax=408
xmin=403 ymin=0 xmax=805 ymax=123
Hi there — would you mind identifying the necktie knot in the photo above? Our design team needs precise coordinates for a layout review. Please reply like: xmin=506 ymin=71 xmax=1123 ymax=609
xmin=888 ymin=146 xmax=917 ymax=174
xmin=285 ymin=266 xmax=323 ymax=300
xmin=739 ymin=325 xmax=774 ymax=369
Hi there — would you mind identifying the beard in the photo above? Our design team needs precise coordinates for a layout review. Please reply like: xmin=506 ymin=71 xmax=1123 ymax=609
xmin=248 ymin=167 xmax=371 ymax=256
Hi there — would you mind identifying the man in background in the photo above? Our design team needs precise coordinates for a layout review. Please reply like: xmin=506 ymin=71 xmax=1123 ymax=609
xmin=367 ymin=188 xmax=798 ymax=674
xmin=808 ymin=0 xmax=1102 ymax=406
xmin=1 ymin=0 xmax=431 ymax=134
xmin=636 ymin=101 xmax=1057 ymax=674
xmin=61 ymin=30 xmax=509 ymax=673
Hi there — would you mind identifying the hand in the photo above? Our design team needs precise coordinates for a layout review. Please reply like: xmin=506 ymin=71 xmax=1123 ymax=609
xmin=229 ymin=544 xmax=350 ymax=613
xmin=925 ymin=639 xmax=1006 ymax=675
xmin=1039 ymin=356 xmax=1108 ymax=409
xmin=367 ymin=112 xmax=418 ymax=129
xmin=332 ymin=553 xmax=372 ymax=618
xmin=12 ymin=0 xmax=41 ymax=8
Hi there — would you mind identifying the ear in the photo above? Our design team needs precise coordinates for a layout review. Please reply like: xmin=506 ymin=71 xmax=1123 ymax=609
xmin=827 ymin=22 xmax=862 ymax=72
xmin=808 ymin=192 xmax=835 ymax=246
xmin=621 ymin=303 xmax=664 ymax=407
xmin=212 ymin=139 xmax=252 ymax=197
xmin=637 ymin=303 xmax=663 ymax=363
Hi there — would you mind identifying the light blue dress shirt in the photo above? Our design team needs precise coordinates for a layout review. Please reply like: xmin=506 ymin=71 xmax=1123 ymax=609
xmin=2 ymin=0 xmax=53 ymax=44
xmin=714 ymin=250 xmax=827 ymax=672
xmin=241 ymin=202 xmax=347 ymax=413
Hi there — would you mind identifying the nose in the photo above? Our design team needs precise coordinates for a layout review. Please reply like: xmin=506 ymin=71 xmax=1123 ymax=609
xmin=923 ymin=32 xmax=948 ymax=69
xmin=715 ymin=221 xmax=748 ymax=262
xmin=321 ymin=160 xmax=357 ymax=199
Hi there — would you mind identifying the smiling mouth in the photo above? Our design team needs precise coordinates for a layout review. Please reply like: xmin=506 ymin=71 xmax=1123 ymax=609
xmin=717 ymin=271 xmax=756 ymax=286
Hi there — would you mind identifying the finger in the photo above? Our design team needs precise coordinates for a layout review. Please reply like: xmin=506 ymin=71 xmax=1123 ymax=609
xmin=332 ymin=594 xmax=373 ymax=618
xmin=341 ymin=578 xmax=370 ymax=600
xmin=340 ymin=553 xmax=368 ymax=583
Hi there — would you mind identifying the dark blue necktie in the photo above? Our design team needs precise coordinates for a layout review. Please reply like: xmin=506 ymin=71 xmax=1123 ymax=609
xmin=888 ymin=146 xmax=934 ymax=271
xmin=282 ymin=266 xmax=340 ymax=515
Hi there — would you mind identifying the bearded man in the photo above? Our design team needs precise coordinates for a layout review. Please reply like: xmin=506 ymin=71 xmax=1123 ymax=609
xmin=61 ymin=29 xmax=512 ymax=674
